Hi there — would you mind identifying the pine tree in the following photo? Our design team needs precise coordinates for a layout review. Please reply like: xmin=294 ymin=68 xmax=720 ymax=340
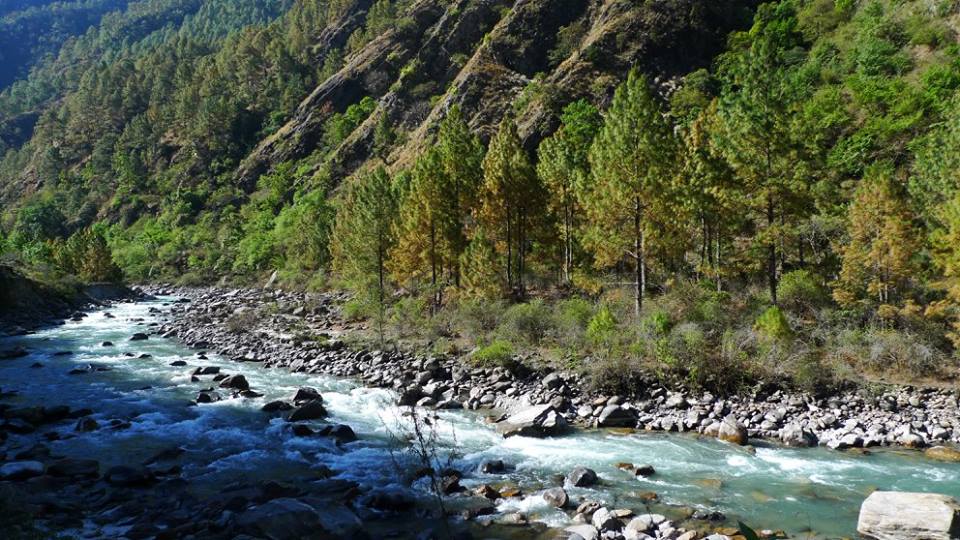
xmin=459 ymin=228 xmax=501 ymax=300
xmin=390 ymin=107 xmax=483 ymax=306
xmin=477 ymin=116 xmax=542 ymax=297
xmin=715 ymin=2 xmax=808 ymax=305
xmin=583 ymin=70 xmax=679 ymax=317
xmin=536 ymin=99 xmax=602 ymax=286
xmin=679 ymin=101 xmax=743 ymax=291
xmin=833 ymin=164 xmax=918 ymax=310
xmin=390 ymin=149 xmax=454 ymax=307
xmin=331 ymin=166 xmax=398 ymax=342
xmin=436 ymin=105 xmax=485 ymax=286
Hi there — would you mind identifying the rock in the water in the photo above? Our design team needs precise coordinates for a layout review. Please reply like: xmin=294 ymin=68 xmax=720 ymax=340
xmin=479 ymin=459 xmax=506 ymax=474
xmin=104 ymin=465 xmax=155 ymax=487
xmin=47 ymin=458 xmax=99 ymax=478
xmin=292 ymin=387 xmax=322 ymax=403
xmin=130 ymin=333 xmax=149 ymax=341
xmin=262 ymin=400 xmax=295 ymax=413
xmin=0 ymin=461 xmax=44 ymax=481
xmin=926 ymin=446 xmax=960 ymax=463
xmin=235 ymin=497 xmax=361 ymax=540
xmin=324 ymin=423 xmax=357 ymax=443
xmin=496 ymin=404 xmax=568 ymax=438
xmin=288 ymin=399 xmax=327 ymax=422
xmin=219 ymin=374 xmax=250 ymax=391
xmin=569 ymin=466 xmax=598 ymax=487
xmin=596 ymin=405 xmax=637 ymax=428
xmin=542 ymin=487 xmax=568 ymax=508
xmin=717 ymin=414 xmax=748 ymax=445
xmin=196 ymin=391 xmax=221 ymax=404
xmin=591 ymin=507 xmax=623 ymax=532
xmin=857 ymin=491 xmax=960 ymax=540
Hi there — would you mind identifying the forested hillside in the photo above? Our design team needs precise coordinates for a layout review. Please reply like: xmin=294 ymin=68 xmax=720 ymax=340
xmin=4 ymin=0 xmax=960 ymax=391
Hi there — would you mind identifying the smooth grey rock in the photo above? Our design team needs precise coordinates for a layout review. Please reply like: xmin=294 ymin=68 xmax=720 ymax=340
xmin=542 ymin=487 xmax=568 ymax=508
xmin=857 ymin=491 xmax=960 ymax=540
xmin=496 ymin=404 xmax=568 ymax=438
xmin=596 ymin=405 xmax=636 ymax=428
xmin=565 ymin=523 xmax=599 ymax=540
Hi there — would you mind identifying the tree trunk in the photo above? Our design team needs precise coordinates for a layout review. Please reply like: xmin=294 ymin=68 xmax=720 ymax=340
xmin=430 ymin=220 xmax=439 ymax=311
xmin=715 ymin=228 xmax=722 ymax=293
xmin=767 ymin=193 xmax=778 ymax=305
xmin=377 ymin=229 xmax=386 ymax=345
xmin=634 ymin=197 xmax=644 ymax=318
xmin=506 ymin=206 xmax=513 ymax=290
xmin=518 ymin=207 xmax=526 ymax=298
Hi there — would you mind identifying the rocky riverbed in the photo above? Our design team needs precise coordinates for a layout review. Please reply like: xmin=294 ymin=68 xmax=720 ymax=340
xmin=3 ymin=286 xmax=960 ymax=540
xmin=152 ymin=285 xmax=960 ymax=455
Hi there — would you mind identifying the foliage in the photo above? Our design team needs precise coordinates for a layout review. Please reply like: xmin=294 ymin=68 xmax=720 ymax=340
xmin=470 ymin=339 xmax=514 ymax=367
xmin=584 ymin=69 xmax=679 ymax=315
xmin=754 ymin=306 xmax=793 ymax=340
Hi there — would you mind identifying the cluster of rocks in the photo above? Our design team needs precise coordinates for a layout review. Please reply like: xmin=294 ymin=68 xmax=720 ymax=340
xmin=146 ymin=285 xmax=960 ymax=457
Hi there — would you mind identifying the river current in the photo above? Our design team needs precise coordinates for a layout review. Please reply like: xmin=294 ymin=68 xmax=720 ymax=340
xmin=2 ymin=297 xmax=960 ymax=538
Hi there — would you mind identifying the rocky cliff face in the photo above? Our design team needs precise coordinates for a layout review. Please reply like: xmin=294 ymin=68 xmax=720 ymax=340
xmin=238 ymin=0 xmax=758 ymax=187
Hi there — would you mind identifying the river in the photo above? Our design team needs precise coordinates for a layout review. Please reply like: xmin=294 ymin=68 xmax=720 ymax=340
xmin=2 ymin=296 xmax=960 ymax=538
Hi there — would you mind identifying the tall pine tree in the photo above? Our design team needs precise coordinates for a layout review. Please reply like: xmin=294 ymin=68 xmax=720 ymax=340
xmin=477 ymin=116 xmax=542 ymax=297
xmin=584 ymin=70 xmax=679 ymax=316
xmin=536 ymin=99 xmax=602 ymax=286
xmin=332 ymin=166 xmax=398 ymax=341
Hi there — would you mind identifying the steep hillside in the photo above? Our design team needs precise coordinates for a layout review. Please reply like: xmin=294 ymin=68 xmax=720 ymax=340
xmin=238 ymin=0 xmax=758 ymax=185
xmin=0 ymin=0 xmax=756 ymax=217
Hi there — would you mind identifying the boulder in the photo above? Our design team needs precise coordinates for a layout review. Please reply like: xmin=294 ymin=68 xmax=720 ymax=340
xmin=0 ymin=461 xmax=44 ymax=481
xmin=262 ymin=400 xmax=294 ymax=413
xmin=926 ymin=446 xmax=960 ymax=463
xmin=857 ymin=491 xmax=960 ymax=540
xmin=288 ymin=399 xmax=327 ymax=422
xmin=47 ymin=458 xmax=99 ymax=478
xmin=130 ymin=333 xmax=149 ymax=341
xmin=324 ymin=424 xmax=357 ymax=443
xmin=565 ymin=524 xmax=600 ymax=540
xmin=292 ymin=387 xmax=322 ymax=403
xmin=591 ymin=507 xmax=623 ymax=532
xmin=542 ymin=487 xmax=568 ymax=508
xmin=717 ymin=415 xmax=748 ymax=445
xmin=479 ymin=459 xmax=505 ymax=473
xmin=235 ymin=497 xmax=361 ymax=540
xmin=569 ymin=466 xmax=598 ymax=487
xmin=104 ymin=465 xmax=155 ymax=487
xmin=596 ymin=405 xmax=637 ymax=428
xmin=496 ymin=404 xmax=568 ymax=438
xmin=780 ymin=423 xmax=818 ymax=447
xmin=219 ymin=374 xmax=250 ymax=391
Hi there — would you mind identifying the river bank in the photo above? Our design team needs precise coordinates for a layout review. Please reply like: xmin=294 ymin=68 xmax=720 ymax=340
xmin=151 ymin=285 xmax=960 ymax=455
xmin=2 ymin=288 xmax=960 ymax=539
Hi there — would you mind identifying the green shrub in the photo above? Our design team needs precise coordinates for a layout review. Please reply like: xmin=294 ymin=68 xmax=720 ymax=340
xmin=389 ymin=296 xmax=428 ymax=339
xmin=453 ymin=299 xmax=505 ymax=344
xmin=754 ymin=306 xmax=793 ymax=340
xmin=777 ymin=269 xmax=826 ymax=311
xmin=556 ymin=297 xmax=594 ymax=334
xmin=586 ymin=304 xmax=618 ymax=349
xmin=642 ymin=310 xmax=672 ymax=336
xmin=342 ymin=298 xmax=371 ymax=322
xmin=471 ymin=339 xmax=514 ymax=367
xmin=791 ymin=354 xmax=836 ymax=395
xmin=498 ymin=300 xmax=553 ymax=345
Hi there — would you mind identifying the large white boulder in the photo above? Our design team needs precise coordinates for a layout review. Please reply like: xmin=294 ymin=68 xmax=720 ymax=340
xmin=857 ymin=491 xmax=960 ymax=540
xmin=496 ymin=404 xmax=568 ymax=437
